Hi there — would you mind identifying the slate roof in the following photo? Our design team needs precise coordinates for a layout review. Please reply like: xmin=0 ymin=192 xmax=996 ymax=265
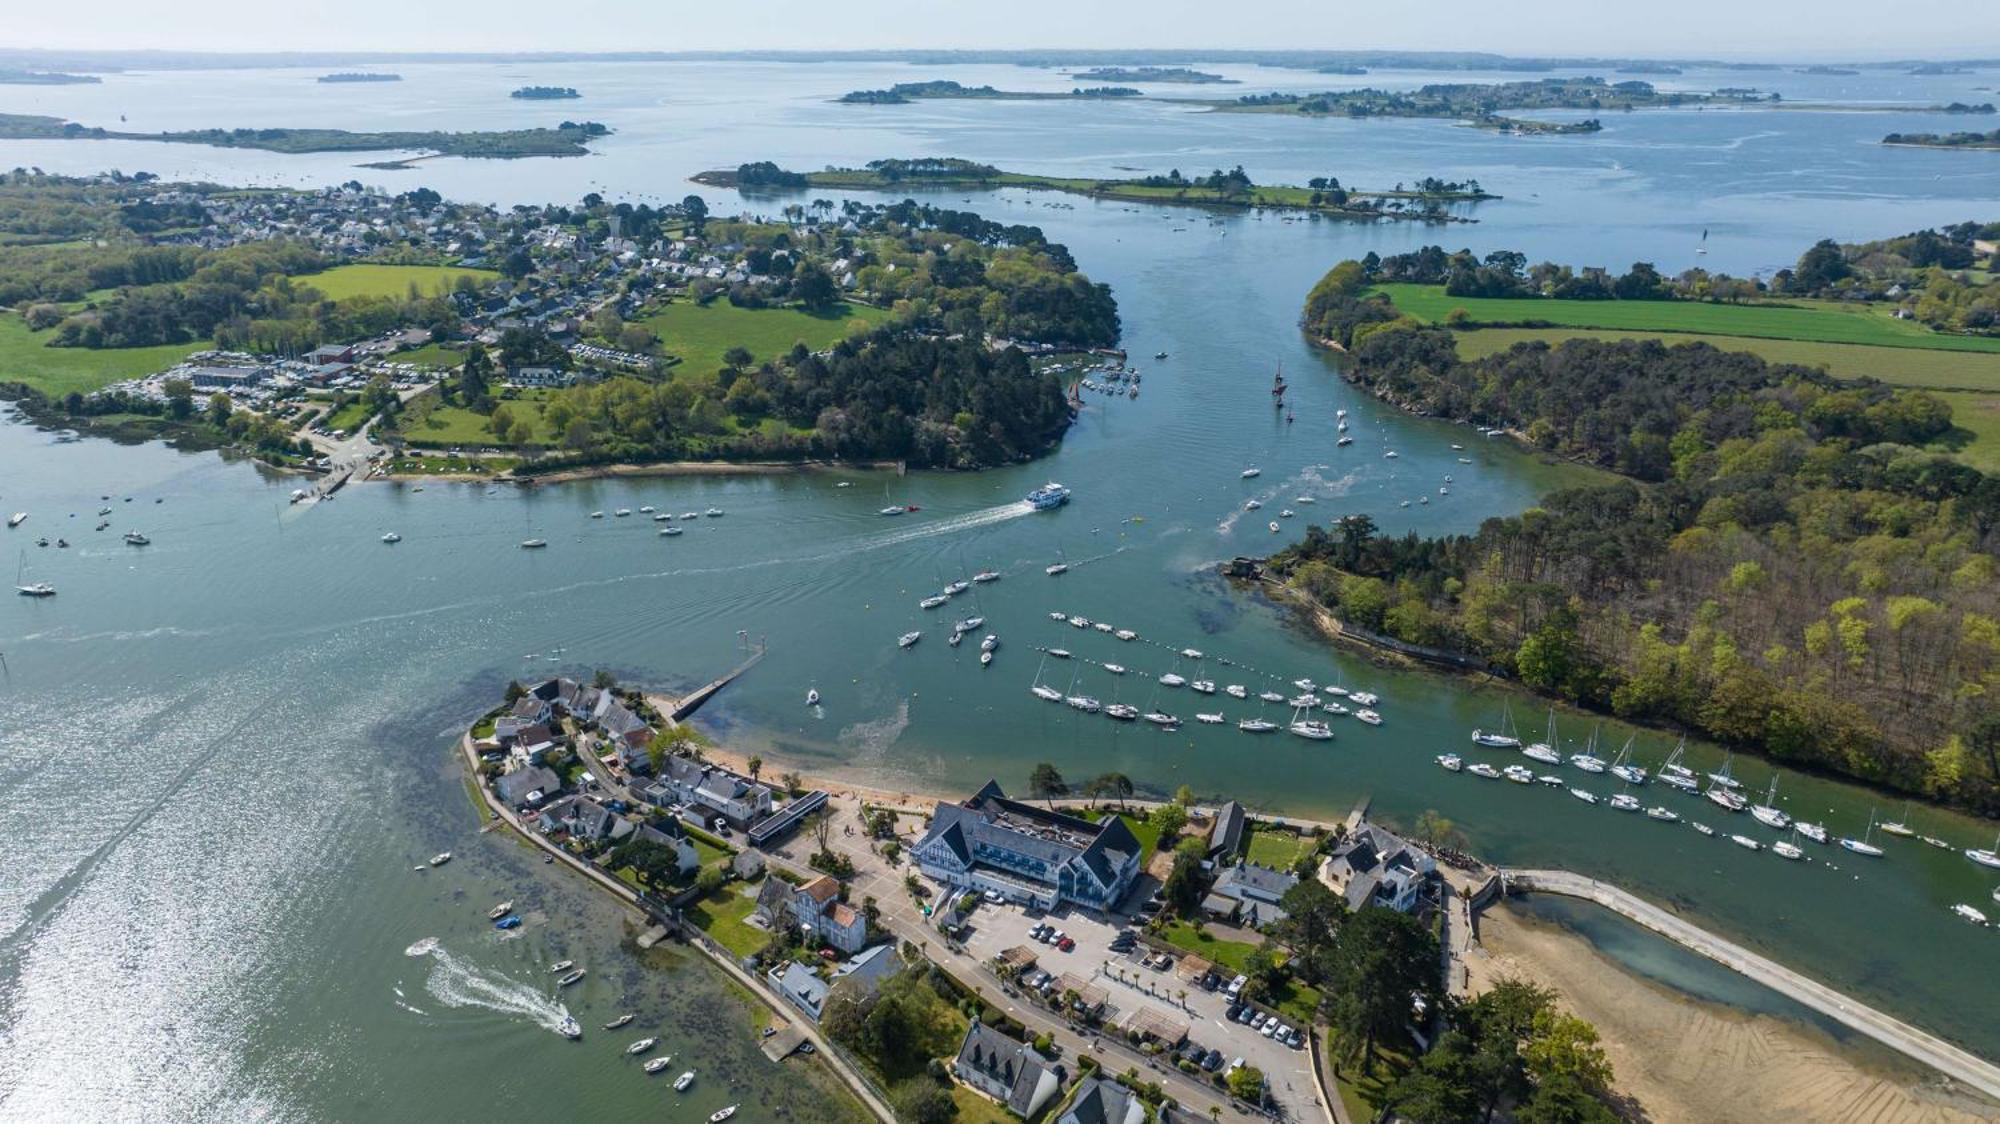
xmin=921 ymin=781 xmax=1139 ymax=890
xmin=1207 ymin=800 xmax=1246 ymax=858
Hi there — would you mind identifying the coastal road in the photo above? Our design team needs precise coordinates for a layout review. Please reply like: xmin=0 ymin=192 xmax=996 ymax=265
xmin=1502 ymin=868 xmax=2000 ymax=1103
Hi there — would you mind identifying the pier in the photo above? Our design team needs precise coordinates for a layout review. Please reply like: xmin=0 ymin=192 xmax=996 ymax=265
xmin=1500 ymin=867 xmax=2000 ymax=1102
xmin=662 ymin=636 xmax=765 ymax=722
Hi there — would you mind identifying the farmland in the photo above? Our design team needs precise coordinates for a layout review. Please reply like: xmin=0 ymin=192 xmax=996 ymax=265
xmin=0 ymin=311 xmax=200 ymax=397
xmin=632 ymin=299 xmax=890 ymax=381
xmin=297 ymin=263 xmax=499 ymax=301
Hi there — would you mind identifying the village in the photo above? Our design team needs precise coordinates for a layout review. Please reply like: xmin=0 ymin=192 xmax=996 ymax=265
xmin=465 ymin=673 xmax=1476 ymax=1124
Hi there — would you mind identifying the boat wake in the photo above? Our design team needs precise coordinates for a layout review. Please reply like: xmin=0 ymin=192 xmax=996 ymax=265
xmin=403 ymin=937 xmax=573 ymax=1036
xmin=838 ymin=700 xmax=911 ymax=767
xmin=859 ymin=501 xmax=1035 ymax=551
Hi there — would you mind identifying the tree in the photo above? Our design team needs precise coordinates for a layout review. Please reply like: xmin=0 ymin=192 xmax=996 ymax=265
xmin=163 ymin=377 xmax=194 ymax=419
xmin=681 ymin=193 xmax=709 ymax=233
xmin=722 ymin=345 xmax=754 ymax=371
xmin=1160 ymin=847 xmax=1206 ymax=918
xmin=1522 ymin=1009 xmax=1613 ymax=1093
xmin=1027 ymin=763 xmax=1067 ymax=808
xmin=890 ymin=1078 xmax=956 ymax=1124
xmin=1175 ymin=783 xmax=1195 ymax=806
xmin=501 ymin=247 xmax=534 ymax=280
xmin=1147 ymin=801 xmax=1187 ymax=842
xmin=1414 ymin=809 xmax=1456 ymax=849
xmin=1276 ymin=877 xmax=1347 ymax=981
xmin=206 ymin=392 xmax=232 ymax=426
xmin=1516 ymin=1071 xmax=1618 ymax=1124
xmin=1226 ymin=1064 xmax=1265 ymax=1102
xmin=1327 ymin=907 xmax=1439 ymax=1074
xmin=746 ymin=755 xmax=763 ymax=781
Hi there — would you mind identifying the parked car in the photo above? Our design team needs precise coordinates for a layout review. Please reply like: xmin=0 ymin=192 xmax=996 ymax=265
xmin=1057 ymin=937 xmax=1075 ymax=952
xmin=1260 ymin=1021 xmax=1277 ymax=1038
xmin=982 ymin=890 xmax=1003 ymax=904
xmin=1204 ymin=1049 xmax=1224 ymax=1071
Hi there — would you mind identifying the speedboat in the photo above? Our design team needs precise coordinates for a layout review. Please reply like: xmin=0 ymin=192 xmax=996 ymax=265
xmin=1953 ymin=903 xmax=1990 ymax=926
xmin=1468 ymin=763 xmax=1501 ymax=779
xmin=487 ymin=900 xmax=515 ymax=919
xmin=973 ymin=570 xmax=1001 ymax=583
xmin=709 ymin=1105 xmax=736 ymax=1122
xmin=1239 ymin=718 xmax=1278 ymax=733
xmin=982 ymin=635 xmax=1000 ymax=652
xmin=704 ymin=508 xmax=723 ymax=517
xmin=16 ymin=582 xmax=55 ymax=597
xmin=429 ymin=852 xmax=452 ymax=867
xmin=1730 ymin=834 xmax=1763 ymax=852
xmin=1181 ymin=648 xmax=1204 ymax=660
xmin=660 ymin=526 xmax=683 ymax=536
xmin=898 ymin=632 xmax=922 ymax=648
xmin=1143 ymin=711 xmax=1182 ymax=728
xmin=1569 ymin=788 xmax=1598 ymax=805
xmin=614 ymin=509 xmax=631 ymax=518
xmin=551 ymin=960 xmax=575 ymax=973
xmin=682 ymin=512 xmax=700 ymax=520
xmin=1503 ymin=764 xmax=1535 ymax=784
xmin=1322 ymin=701 xmax=1350 ymax=716
xmin=1224 ymin=684 xmax=1247 ymax=698
xmin=1279 ymin=509 xmax=1295 ymax=518
xmin=6 ymin=513 xmax=25 ymax=528
xmin=1114 ymin=629 xmax=1137 ymax=641
xmin=1293 ymin=678 xmax=1317 ymax=692
xmin=1158 ymin=673 xmax=1187 ymax=687
xmin=675 ymin=1070 xmax=697 ymax=1092
xmin=1350 ymin=692 xmax=1379 ymax=707
xmin=879 ymin=506 xmax=905 ymax=516
xmin=521 ymin=539 xmax=548 ymax=549
xmin=806 ymin=688 xmax=820 ymax=706
xmin=123 ymin=531 xmax=150 ymax=546
xmin=1289 ymin=720 xmax=1334 ymax=741
xmin=1608 ymin=793 xmax=1641 ymax=812
xmin=590 ymin=511 xmax=604 ymax=519
xmin=1105 ymin=704 xmax=1139 ymax=720
xmin=639 ymin=506 xmax=655 ymax=514
xmin=1268 ymin=522 xmax=1280 ymax=533
xmin=1354 ymin=710 xmax=1383 ymax=726
xmin=1244 ymin=500 xmax=1263 ymax=511
xmin=1190 ymin=680 xmax=1216 ymax=694
xmin=1436 ymin=753 xmax=1463 ymax=772
xmin=1645 ymin=805 xmax=1680 ymax=823
xmin=980 ymin=651 xmax=993 ymax=667
xmin=645 ymin=1056 xmax=675 ymax=1074
xmin=558 ymin=1016 xmax=582 ymax=1039
xmin=381 ymin=532 xmax=402 ymax=543
xmin=604 ymin=1014 xmax=636 ymax=1030
xmin=627 ymin=1037 xmax=658 ymax=1055
xmin=1240 ymin=468 xmax=1261 ymax=478
xmin=1196 ymin=712 xmax=1225 ymax=724
xmin=494 ymin=915 xmax=522 ymax=930
xmin=1046 ymin=562 xmax=1069 ymax=575
xmin=1067 ymin=616 xmax=1089 ymax=628
xmin=1337 ymin=435 xmax=1353 ymax=446
xmin=558 ymin=969 xmax=586 ymax=987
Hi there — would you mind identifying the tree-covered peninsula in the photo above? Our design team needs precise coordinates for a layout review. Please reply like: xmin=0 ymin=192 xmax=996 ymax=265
xmin=1286 ymin=257 xmax=2000 ymax=814
xmin=0 ymin=113 xmax=609 ymax=158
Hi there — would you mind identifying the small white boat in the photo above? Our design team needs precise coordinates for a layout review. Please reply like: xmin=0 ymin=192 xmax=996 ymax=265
xmin=1093 ymin=621 xmax=1113 ymax=633
xmin=980 ymin=651 xmax=993 ymax=667
xmin=1354 ymin=710 xmax=1383 ymax=726
xmin=1521 ymin=743 xmax=1561 ymax=766
xmin=1292 ymin=678 xmax=1316 ymax=692
xmin=1158 ymin=672 xmax=1186 ymax=687
xmin=898 ymin=631 xmax=922 ymax=648
xmin=1841 ymin=810 xmax=1886 ymax=856
xmin=558 ymin=1016 xmax=582 ymax=1039
xmin=1503 ymin=764 xmax=1535 ymax=784
xmin=1241 ymin=468 xmax=1261 ymax=478
xmin=1967 ymin=839 xmax=2000 ymax=869
xmin=1569 ymin=788 xmax=1598 ymax=805
xmin=654 ymin=512 xmax=673 ymax=521
xmin=1773 ymin=840 xmax=1804 ymax=861
xmin=1437 ymin=753 xmax=1463 ymax=772
xmin=682 ymin=512 xmax=700 ymax=520
xmin=806 ymin=688 xmax=820 ymax=706
xmin=381 ymin=532 xmax=402 ymax=543
xmin=521 ymin=539 xmax=548 ymax=549
xmin=1322 ymin=701 xmax=1350 ymax=716
xmin=1047 ymin=648 xmax=1072 ymax=659
xmin=1245 ymin=500 xmax=1263 ymax=511
xmin=604 ymin=1014 xmax=636 ymax=1030
xmin=1693 ymin=822 xmax=1716 ymax=836
xmin=627 ymin=1037 xmax=658 ymax=1055
xmin=1468 ymin=763 xmax=1501 ymax=779
xmin=1384 ymin=450 xmax=1398 ymax=459
xmin=1049 ymin=611 xmax=1067 ymax=621
xmin=1730 ymin=834 xmax=1763 ymax=852
xmin=614 ymin=509 xmax=632 ymax=518
xmin=1196 ymin=712 xmax=1225 ymax=724
xmin=639 ymin=506 xmax=655 ymax=514
xmin=1181 ymin=648 xmax=1204 ymax=660
xmin=590 ymin=511 xmax=604 ymax=519
xmin=944 ymin=581 xmax=971 ymax=596
xmin=558 ymin=969 xmax=586 ymax=987
xmin=1349 ymin=692 xmax=1379 ymax=707
xmin=1288 ymin=694 xmax=1318 ymax=709
xmin=1796 ymin=822 xmax=1829 ymax=844
xmin=429 ymin=852 xmax=452 ymax=867
xmin=1143 ymin=711 xmax=1182 ymax=728
xmin=1031 ymin=684 xmax=1064 ymax=702
xmin=919 ymin=595 xmax=949 ymax=610
xmin=1608 ymin=793 xmax=1641 ymax=812
xmin=675 ymin=1070 xmax=697 ymax=1092
xmin=1952 ymin=903 xmax=1990 ymax=926
xmin=645 ymin=1056 xmax=674 ymax=1074
xmin=1259 ymin=690 xmax=1286 ymax=704
xmin=1279 ymin=509 xmax=1295 ymax=518
xmin=704 ymin=508 xmax=723 ymax=517
xmin=1105 ymin=704 xmax=1139 ymax=720
xmin=1066 ymin=695 xmax=1103 ymax=713
xmin=1645 ymin=805 xmax=1679 ymax=823
xmin=1224 ymin=684 xmax=1247 ymax=698
xmin=981 ymin=635 xmax=999 ymax=652
xmin=8 ymin=513 xmax=27 ymax=528
xmin=551 ymin=960 xmax=575 ymax=973
xmin=1190 ymin=680 xmax=1217 ymax=694
xmin=1239 ymin=718 xmax=1278 ymax=733
xmin=1114 ymin=629 xmax=1137 ymax=641
xmin=660 ymin=526 xmax=683 ymax=536
xmin=1046 ymin=563 xmax=1069 ymax=575
xmin=122 ymin=531 xmax=150 ymax=546
xmin=1100 ymin=662 xmax=1122 ymax=673
xmin=1268 ymin=521 xmax=1280 ymax=533
xmin=1537 ymin=774 xmax=1564 ymax=787
xmin=1570 ymin=753 xmax=1606 ymax=774
xmin=1067 ymin=616 xmax=1089 ymax=628
xmin=709 ymin=1105 xmax=736 ymax=1122
xmin=487 ymin=900 xmax=515 ymax=919
xmin=973 ymin=570 xmax=1001 ymax=583
xmin=1295 ymin=496 xmax=1315 ymax=504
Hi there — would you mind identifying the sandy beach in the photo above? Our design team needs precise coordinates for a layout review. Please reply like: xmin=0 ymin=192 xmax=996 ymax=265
xmin=1465 ymin=904 xmax=2000 ymax=1124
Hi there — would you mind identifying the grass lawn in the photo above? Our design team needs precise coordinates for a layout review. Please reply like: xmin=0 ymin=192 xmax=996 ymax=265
xmin=1082 ymin=809 xmax=1164 ymax=867
xmin=686 ymin=882 xmax=768 ymax=958
xmin=1326 ymin=1031 xmax=1412 ymax=1123
xmin=1244 ymin=826 xmax=1314 ymax=870
xmin=1379 ymin=283 xmax=2000 ymax=354
xmin=949 ymin=1085 xmax=1017 ymax=1124
xmin=1933 ymin=391 xmax=2000 ymax=471
xmin=1157 ymin=921 xmax=1261 ymax=974
xmin=633 ymin=299 xmax=890 ymax=380
xmin=1451 ymin=327 xmax=2000 ymax=390
xmin=298 ymin=263 xmax=499 ymax=301
xmin=689 ymin=837 xmax=732 ymax=867
xmin=386 ymin=453 xmax=518 ymax=475
xmin=321 ymin=399 xmax=375 ymax=432
xmin=0 ymin=311 xmax=200 ymax=397
xmin=392 ymin=342 xmax=466 ymax=369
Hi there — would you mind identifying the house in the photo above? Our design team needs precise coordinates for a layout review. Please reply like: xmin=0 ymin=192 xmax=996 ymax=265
xmin=830 ymin=943 xmax=900 ymax=993
xmin=755 ymin=874 xmax=868 ymax=954
xmin=634 ymin=823 xmax=699 ymax=875
xmin=1206 ymin=800 xmax=1246 ymax=860
xmin=770 ymin=961 xmax=830 ymax=1019
xmin=646 ymin=758 xmax=774 ymax=828
xmin=508 ymin=693 xmax=554 ymax=726
xmin=731 ymin=850 xmax=767 ymax=881
xmin=508 ymin=366 xmax=572 ymax=388
xmin=1058 ymin=1076 xmax=1147 ymax=1124
xmin=912 ymin=780 xmax=1141 ymax=912
xmin=494 ymin=764 xmax=561 ymax=808
xmin=307 ymin=343 xmax=355 ymax=365
xmin=1207 ymin=861 xmax=1298 ymax=928
xmin=952 ymin=1022 xmax=1061 ymax=1119
xmin=1318 ymin=821 xmax=1437 ymax=914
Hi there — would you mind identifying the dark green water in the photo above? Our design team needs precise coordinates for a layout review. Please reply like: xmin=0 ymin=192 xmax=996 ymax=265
xmin=2 ymin=59 xmax=1998 ymax=1118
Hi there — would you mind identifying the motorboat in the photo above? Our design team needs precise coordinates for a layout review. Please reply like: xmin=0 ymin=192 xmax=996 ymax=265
xmin=660 ymin=526 xmax=683 ymax=536
xmin=381 ymin=532 xmax=401 ymax=543
xmin=1158 ymin=673 xmax=1187 ymax=687
xmin=1289 ymin=719 xmax=1334 ymax=741
xmin=973 ymin=570 xmax=1001 ymax=583
xmin=1046 ymin=563 xmax=1069 ymax=575
xmin=494 ymin=915 xmax=522 ymax=930
xmin=1240 ymin=468 xmax=1261 ymax=479
xmin=1143 ymin=711 xmax=1182 ymax=728
xmin=1066 ymin=695 xmax=1103 ymax=713
xmin=1067 ymin=616 xmax=1089 ymax=628
xmin=16 ymin=582 xmax=55 ymax=597
xmin=1322 ymin=701 xmax=1350 ymax=716
xmin=1279 ymin=509 xmax=1295 ymax=519
xmin=1026 ymin=482 xmax=1071 ymax=510
xmin=7 ymin=513 xmax=26 ymax=528
xmin=1384 ymin=450 xmax=1398 ymax=459
xmin=806 ymin=688 xmax=820 ymax=706
xmin=1503 ymin=764 xmax=1535 ymax=784
xmin=429 ymin=852 xmax=452 ymax=867
xmin=1337 ymin=435 xmax=1353 ymax=446
xmin=898 ymin=631 xmax=922 ymax=648
xmin=558 ymin=969 xmax=586 ymax=987
xmin=1191 ymin=680 xmax=1216 ymax=694
xmin=1730 ymin=834 xmax=1763 ymax=852
xmin=1093 ymin=622 xmax=1113 ymax=633
xmin=1196 ymin=712 xmax=1225 ymax=724
xmin=1468 ymin=763 xmax=1501 ymax=779
xmin=1952 ymin=903 xmax=1990 ymax=926
xmin=1031 ymin=683 xmax=1064 ymax=702
xmin=1259 ymin=691 xmax=1286 ymax=704
xmin=1436 ymin=753 xmax=1463 ymax=772
xmin=645 ymin=1056 xmax=674 ymax=1074
xmin=487 ymin=900 xmax=515 ymax=919
xmin=1114 ymin=629 xmax=1137 ymax=641
xmin=639 ymin=506 xmax=655 ymax=514
xmin=675 ymin=1071 xmax=697 ymax=1092
xmin=1047 ymin=648 xmax=1072 ymax=659
xmin=123 ymin=531 xmax=150 ymax=546
xmin=1608 ymin=793 xmax=1641 ymax=812
xmin=1268 ymin=522 xmax=1280 ymax=533
xmin=704 ymin=508 xmax=724 ymax=517
xmin=1105 ymin=704 xmax=1139 ymax=720
xmin=556 ymin=1016 xmax=582 ymax=1040
xmin=920 ymin=595 xmax=948 ymax=609
xmin=1288 ymin=694 xmax=1319 ymax=709
xmin=1293 ymin=678 xmax=1317 ymax=692
xmin=980 ymin=651 xmax=993 ymax=667
xmin=1569 ymin=788 xmax=1598 ymax=805
xmin=627 ymin=1037 xmax=658 ymax=1055
xmin=1795 ymin=822 xmax=1829 ymax=844
xmin=1354 ymin=710 xmax=1383 ymax=726
xmin=1692 ymin=822 xmax=1715 ymax=836
xmin=1224 ymin=684 xmax=1247 ymax=698
xmin=1645 ymin=805 xmax=1680 ymax=823
xmin=944 ymin=581 xmax=971 ymax=596
xmin=614 ymin=509 xmax=631 ymax=518
xmin=604 ymin=1014 xmax=636 ymax=1030
xmin=551 ymin=960 xmax=575 ymax=973
xmin=521 ymin=539 xmax=548 ymax=549
xmin=982 ymin=635 xmax=1000 ymax=652
xmin=1749 ymin=776 xmax=1791 ymax=830
xmin=1181 ymin=648 xmax=1204 ymax=660
xmin=1537 ymin=775 xmax=1564 ymax=787
xmin=879 ymin=506 xmax=906 ymax=516
xmin=590 ymin=511 xmax=604 ymax=519
xmin=682 ymin=512 xmax=700 ymax=520
xmin=1295 ymin=496 xmax=1316 ymax=505
xmin=1244 ymin=500 xmax=1263 ymax=511
xmin=1049 ymin=611 xmax=1068 ymax=621
xmin=1350 ymin=692 xmax=1379 ymax=707
xmin=1100 ymin=661 xmax=1122 ymax=673
xmin=709 ymin=1105 xmax=736 ymax=1122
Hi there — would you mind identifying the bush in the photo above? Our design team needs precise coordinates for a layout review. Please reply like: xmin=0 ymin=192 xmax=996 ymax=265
xmin=1032 ymin=1031 xmax=1053 ymax=1053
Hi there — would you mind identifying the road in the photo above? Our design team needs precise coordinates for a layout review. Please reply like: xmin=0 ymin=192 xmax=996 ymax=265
xmin=1502 ymin=868 xmax=2000 ymax=1103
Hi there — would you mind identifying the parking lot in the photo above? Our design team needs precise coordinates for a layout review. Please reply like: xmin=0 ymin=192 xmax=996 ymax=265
xmin=956 ymin=896 xmax=1318 ymax=1116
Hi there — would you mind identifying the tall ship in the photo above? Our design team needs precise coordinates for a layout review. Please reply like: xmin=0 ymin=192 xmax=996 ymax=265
xmin=1026 ymin=482 xmax=1071 ymax=510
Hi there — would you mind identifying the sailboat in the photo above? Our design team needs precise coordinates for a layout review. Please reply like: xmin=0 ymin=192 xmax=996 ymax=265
xmin=1029 ymin=654 xmax=1063 ymax=702
xmin=1878 ymin=801 xmax=1916 ymax=838
xmin=1749 ymin=776 xmax=1792 ymax=830
xmin=1045 ymin=544 xmax=1069 ymax=576
xmin=1471 ymin=704 xmax=1522 ymax=748
xmin=1568 ymin=725 xmax=1607 ymax=773
xmin=1657 ymin=739 xmax=1698 ymax=791
xmin=1704 ymin=754 xmax=1748 ymax=812
xmin=1772 ymin=828 xmax=1805 ymax=861
xmin=1696 ymin=227 xmax=1709 ymax=255
xmin=1608 ymin=736 xmax=1648 ymax=784
xmin=1520 ymin=710 xmax=1561 ymax=765
xmin=1063 ymin=667 xmax=1101 ymax=713
xmin=1965 ymin=832 xmax=2000 ymax=870
xmin=1838 ymin=809 xmax=1885 ymax=857
xmin=15 ymin=551 xmax=54 ymax=597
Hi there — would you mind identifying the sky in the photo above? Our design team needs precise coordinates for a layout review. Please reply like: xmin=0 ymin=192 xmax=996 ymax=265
xmin=7 ymin=0 xmax=1999 ymax=58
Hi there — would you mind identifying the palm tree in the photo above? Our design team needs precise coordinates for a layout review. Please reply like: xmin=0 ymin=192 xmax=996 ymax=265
xmin=747 ymin=755 xmax=763 ymax=782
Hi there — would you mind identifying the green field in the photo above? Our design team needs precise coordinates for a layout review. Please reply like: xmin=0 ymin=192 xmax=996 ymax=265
xmin=320 ymin=399 xmax=375 ymax=433
xmin=1244 ymin=827 xmax=1315 ymax=870
xmin=298 ymin=263 xmax=499 ymax=301
xmin=1933 ymin=391 xmax=2000 ymax=471
xmin=1380 ymin=284 xmax=2000 ymax=354
xmin=1452 ymin=328 xmax=2000 ymax=390
xmin=391 ymin=343 xmax=466 ymax=369
xmin=633 ymin=300 xmax=890 ymax=379
xmin=398 ymin=387 xmax=561 ymax=447
xmin=0 ymin=311 xmax=199 ymax=396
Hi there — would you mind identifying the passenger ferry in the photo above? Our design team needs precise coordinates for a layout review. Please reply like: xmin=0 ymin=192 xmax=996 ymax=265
xmin=1026 ymin=482 xmax=1071 ymax=510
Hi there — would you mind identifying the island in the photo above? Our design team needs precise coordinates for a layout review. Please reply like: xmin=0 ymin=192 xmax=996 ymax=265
xmin=318 ymin=72 xmax=402 ymax=83
xmin=694 ymin=158 xmax=1498 ymax=223
xmin=1796 ymin=65 xmax=1861 ymax=76
xmin=1883 ymin=127 xmax=2000 ymax=150
xmin=838 ymin=79 xmax=1143 ymax=103
xmin=0 ymin=68 xmax=100 ymax=85
xmin=0 ymin=113 xmax=610 ymax=160
xmin=1315 ymin=64 xmax=1369 ymax=75
xmin=510 ymin=85 xmax=581 ymax=99
xmin=1066 ymin=66 xmax=1235 ymax=84
xmin=1218 ymin=76 xmax=1769 ymax=129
